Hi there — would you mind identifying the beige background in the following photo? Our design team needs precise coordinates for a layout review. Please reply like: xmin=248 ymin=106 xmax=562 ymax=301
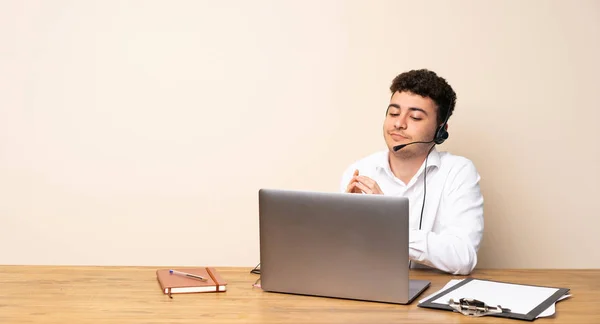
xmin=1 ymin=0 xmax=599 ymax=268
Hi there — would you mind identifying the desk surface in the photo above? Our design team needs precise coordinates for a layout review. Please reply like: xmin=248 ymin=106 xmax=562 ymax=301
xmin=1 ymin=266 xmax=599 ymax=323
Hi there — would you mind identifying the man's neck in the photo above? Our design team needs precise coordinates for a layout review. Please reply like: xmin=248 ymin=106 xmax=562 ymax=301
xmin=388 ymin=152 xmax=428 ymax=185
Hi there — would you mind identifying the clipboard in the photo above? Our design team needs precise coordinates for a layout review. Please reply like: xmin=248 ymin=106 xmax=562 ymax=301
xmin=418 ymin=277 xmax=570 ymax=321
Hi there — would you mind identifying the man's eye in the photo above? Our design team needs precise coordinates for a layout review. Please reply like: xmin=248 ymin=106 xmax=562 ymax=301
xmin=389 ymin=113 xmax=400 ymax=117
xmin=411 ymin=116 xmax=422 ymax=121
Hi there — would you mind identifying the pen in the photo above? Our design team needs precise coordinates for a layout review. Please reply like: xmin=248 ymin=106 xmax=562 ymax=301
xmin=169 ymin=269 xmax=208 ymax=282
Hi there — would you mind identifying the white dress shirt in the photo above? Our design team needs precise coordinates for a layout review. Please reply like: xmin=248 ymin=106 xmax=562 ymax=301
xmin=339 ymin=148 xmax=484 ymax=275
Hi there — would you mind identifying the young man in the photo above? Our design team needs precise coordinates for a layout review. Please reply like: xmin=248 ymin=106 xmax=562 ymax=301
xmin=340 ymin=69 xmax=483 ymax=275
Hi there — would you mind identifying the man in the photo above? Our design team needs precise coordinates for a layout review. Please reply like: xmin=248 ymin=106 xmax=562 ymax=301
xmin=340 ymin=69 xmax=483 ymax=275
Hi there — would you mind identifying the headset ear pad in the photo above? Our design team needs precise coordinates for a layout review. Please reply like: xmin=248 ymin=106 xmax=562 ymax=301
xmin=434 ymin=126 xmax=449 ymax=144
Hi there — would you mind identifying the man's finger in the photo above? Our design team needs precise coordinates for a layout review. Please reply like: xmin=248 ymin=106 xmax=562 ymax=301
xmin=345 ymin=182 xmax=353 ymax=193
xmin=346 ymin=180 xmax=358 ymax=193
xmin=356 ymin=176 xmax=374 ymax=187
xmin=346 ymin=170 xmax=360 ymax=193
xmin=355 ymin=182 xmax=372 ymax=194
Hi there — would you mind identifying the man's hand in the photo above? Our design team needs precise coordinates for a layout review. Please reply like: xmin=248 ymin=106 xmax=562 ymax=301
xmin=345 ymin=170 xmax=362 ymax=193
xmin=345 ymin=170 xmax=384 ymax=195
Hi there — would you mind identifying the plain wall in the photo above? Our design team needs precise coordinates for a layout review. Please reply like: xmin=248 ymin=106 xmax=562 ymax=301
xmin=1 ymin=0 xmax=599 ymax=268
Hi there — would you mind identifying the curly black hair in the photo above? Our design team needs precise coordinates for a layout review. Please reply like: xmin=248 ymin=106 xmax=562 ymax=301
xmin=390 ymin=69 xmax=457 ymax=124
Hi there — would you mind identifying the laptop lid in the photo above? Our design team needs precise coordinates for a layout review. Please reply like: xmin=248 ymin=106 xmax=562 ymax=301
xmin=258 ymin=188 xmax=429 ymax=304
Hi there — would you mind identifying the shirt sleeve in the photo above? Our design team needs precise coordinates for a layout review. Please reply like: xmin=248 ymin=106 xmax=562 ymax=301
xmin=339 ymin=165 xmax=357 ymax=193
xmin=409 ymin=160 xmax=484 ymax=275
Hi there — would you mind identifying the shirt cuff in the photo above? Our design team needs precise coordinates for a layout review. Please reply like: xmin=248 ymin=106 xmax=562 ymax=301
xmin=409 ymin=229 xmax=427 ymax=262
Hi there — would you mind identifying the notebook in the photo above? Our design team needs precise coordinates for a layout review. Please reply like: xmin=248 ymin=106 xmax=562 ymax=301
xmin=156 ymin=267 xmax=227 ymax=297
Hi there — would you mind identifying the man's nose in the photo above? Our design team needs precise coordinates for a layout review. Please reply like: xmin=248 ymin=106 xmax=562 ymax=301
xmin=394 ymin=116 xmax=407 ymax=129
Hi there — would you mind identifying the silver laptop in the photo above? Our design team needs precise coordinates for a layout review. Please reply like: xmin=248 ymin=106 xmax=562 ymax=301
xmin=258 ymin=188 xmax=430 ymax=304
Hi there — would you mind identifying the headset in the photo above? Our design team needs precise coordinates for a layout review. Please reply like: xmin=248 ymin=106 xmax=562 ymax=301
xmin=410 ymin=104 xmax=450 ymax=269
xmin=417 ymin=104 xmax=450 ymax=230
xmin=392 ymin=104 xmax=450 ymax=152
xmin=433 ymin=108 xmax=450 ymax=145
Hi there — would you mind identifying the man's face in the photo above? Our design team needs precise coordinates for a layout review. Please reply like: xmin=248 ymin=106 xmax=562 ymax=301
xmin=383 ymin=91 xmax=439 ymax=158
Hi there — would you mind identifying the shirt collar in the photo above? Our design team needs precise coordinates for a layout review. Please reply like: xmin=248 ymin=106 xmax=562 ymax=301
xmin=377 ymin=147 xmax=441 ymax=176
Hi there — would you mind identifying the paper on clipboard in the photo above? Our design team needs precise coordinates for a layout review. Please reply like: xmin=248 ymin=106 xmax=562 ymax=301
xmin=419 ymin=279 xmax=571 ymax=318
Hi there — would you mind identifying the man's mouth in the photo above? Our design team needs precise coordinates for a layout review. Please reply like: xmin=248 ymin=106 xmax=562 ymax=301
xmin=390 ymin=133 xmax=409 ymax=141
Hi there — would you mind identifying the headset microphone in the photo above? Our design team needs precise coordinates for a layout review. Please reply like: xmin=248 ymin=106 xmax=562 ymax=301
xmin=393 ymin=140 xmax=434 ymax=152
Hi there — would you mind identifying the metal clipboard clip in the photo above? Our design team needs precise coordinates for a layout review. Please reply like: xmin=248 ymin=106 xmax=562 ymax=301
xmin=448 ymin=298 xmax=511 ymax=317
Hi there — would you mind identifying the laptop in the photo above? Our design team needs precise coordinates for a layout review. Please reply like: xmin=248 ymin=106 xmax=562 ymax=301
xmin=258 ymin=188 xmax=430 ymax=304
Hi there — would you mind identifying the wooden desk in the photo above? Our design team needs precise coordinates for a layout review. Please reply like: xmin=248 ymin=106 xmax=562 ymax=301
xmin=1 ymin=266 xmax=599 ymax=323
